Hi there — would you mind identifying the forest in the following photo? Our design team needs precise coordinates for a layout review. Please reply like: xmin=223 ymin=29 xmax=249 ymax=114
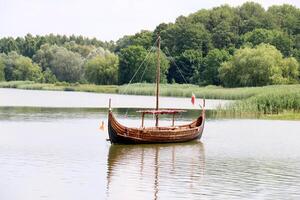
xmin=0 ymin=2 xmax=299 ymax=87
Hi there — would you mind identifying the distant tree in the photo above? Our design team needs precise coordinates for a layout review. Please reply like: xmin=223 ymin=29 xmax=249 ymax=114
xmin=219 ymin=44 xmax=299 ymax=87
xmin=161 ymin=20 xmax=212 ymax=57
xmin=0 ymin=37 xmax=18 ymax=54
xmin=118 ymin=45 xmax=147 ymax=84
xmin=281 ymin=57 xmax=299 ymax=82
xmin=0 ymin=55 xmax=5 ymax=81
xmin=84 ymin=51 xmax=119 ymax=85
xmin=118 ymin=45 xmax=169 ymax=84
xmin=11 ymin=56 xmax=42 ymax=81
xmin=115 ymin=30 xmax=153 ymax=52
xmin=1 ymin=52 xmax=42 ymax=81
xmin=64 ymin=41 xmax=95 ymax=58
xmin=168 ymin=49 xmax=202 ymax=84
xmin=144 ymin=51 xmax=169 ymax=83
xmin=202 ymin=49 xmax=231 ymax=85
xmin=212 ymin=22 xmax=239 ymax=49
xmin=242 ymin=28 xmax=293 ymax=56
xmin=21 ymin=33 xmax=37 ymax=58
xmin=267 ymin=4 xmax=300 ymax=35
xmin=42 ymin=68 xmax=57 ymax=83
xmin=86 ymin=47 xmax=113 ymax=60
xmin=34 ymin=44 xmax=84 ymax=82
xmin=238 ymin=2 xmax=270 ymax=34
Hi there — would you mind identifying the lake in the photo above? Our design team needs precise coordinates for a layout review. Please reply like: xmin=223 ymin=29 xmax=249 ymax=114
xmin=0 ymin=89 xmax=300 ymax=200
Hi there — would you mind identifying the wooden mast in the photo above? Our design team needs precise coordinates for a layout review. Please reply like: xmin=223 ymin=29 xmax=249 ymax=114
xmin=155 ymin=34 xmax=161 ymax=127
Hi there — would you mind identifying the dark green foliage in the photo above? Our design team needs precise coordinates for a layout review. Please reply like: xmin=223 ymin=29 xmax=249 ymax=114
xmin=238 ymin=2 xmax=271 ymax=34
xmin=168 ymin=49 xmax=202 ymax=84
xmin=267 ymin=4 xmax=300 ymax=35
xmin=118 ymin=45 xmax=147 ymax=84
xmin=219 ymin=44 xmax=299 ymax=87
xmin=160 ymin=19 xmax=212 ymax=57
xmin=42 ymin=68 xmax=57 ymax=83
xmin=202 ymin=49 xmax=231 ymax=85
xmin=115 ymin=30 xmax=153 ymax=52
xmin=118 ymin=45 xmax=169 ymax=84
xmin=0 ymin=34 xmax=114 ymax=57
xmin=34 ymin=45 xmax=84 ymax=82
xmin=242 ymin=29 xmax=293 ymax=56
xmin=84 ymin=51 xmax=119 ymax=85
xmin=0 ymin=57 xmax=5 ymax=81
xmin=1 ymin=52 xmax=42 ymax=82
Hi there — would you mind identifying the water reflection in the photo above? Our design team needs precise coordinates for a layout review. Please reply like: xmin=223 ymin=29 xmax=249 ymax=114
xmin=106 ymin=142 xmax=205 ymax=200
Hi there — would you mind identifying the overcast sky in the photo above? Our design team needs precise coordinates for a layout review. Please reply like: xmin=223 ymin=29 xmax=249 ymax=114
xmin=1 ymin=0 xmax=299 ymax=41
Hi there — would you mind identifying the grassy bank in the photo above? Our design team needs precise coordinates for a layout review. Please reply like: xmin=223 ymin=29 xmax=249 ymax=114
xmin=219 ymin=88 xmax=300 ymax=120
xmin=119 ymin=83 xmax=300 ymax=100
xmin=0 ymin=81 xmax=118 ymax=93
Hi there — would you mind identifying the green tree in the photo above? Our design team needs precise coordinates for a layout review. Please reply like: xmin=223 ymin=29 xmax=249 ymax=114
xmin=160 ymin=19 xmax=212 ymax=56
xmin=64 ymin=41 xmax=95 ymax=58
xmin=238 ymin=2 xmax=271 ymax=34
xmin=115 ymin=30 xmax=153 ymax=52
xmin=168 ymin=49 xmax=202 ymax=84
xmin=12 ymin=57 xmax=42 ymax=81
xmin=1 ymin=52 xmax=42 ymax=81
xmin=281 ymin=57 xmax=299 ymax=82
xmin=21 ymin=33 xmax=37 ymax=58
xmin=242 ymin=28 xmax=293 ymax=56
xmin=84 ymin=51 xmax=119 ymax=85
xmin=118 ymin=45 xmax=147 ymax=84
xmin=219 ymin=44 xmax=299 ymax=87
xmin=0 ymin=37 xmax=19 ymax=54
xmin=118 ymin=45 xmax=169 ymax=84
xmin=34 ymin=44 xmax=84 ymax=82
xmin=268 ymin=4 xmax=300 ymax=35
xmin=202 ymin=49 xmax=231 ymax=85
xmin=42 ymin=68 xmax=57 ymax=83
xmin=0 ymin=55 xmax=5 ymax=81
xmin=144 ymin=51 xmax=169 ymax=83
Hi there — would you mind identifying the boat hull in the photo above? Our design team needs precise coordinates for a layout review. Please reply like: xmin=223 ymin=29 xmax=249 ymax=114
xmin=107 ymin=110 xmax=205 ymax=144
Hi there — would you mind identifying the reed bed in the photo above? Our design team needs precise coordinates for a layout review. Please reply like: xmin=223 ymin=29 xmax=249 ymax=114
xmin=0 ymin=81 xmax=118 ymax=93
xmin=118 ymin=83 xmax=300 ymax=100
xmin=224 ymin=89 xmax=300 ymax=115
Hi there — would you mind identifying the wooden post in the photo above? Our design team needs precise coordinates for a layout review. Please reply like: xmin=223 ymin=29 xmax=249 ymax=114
xmin=141 ymin=113 xmax=145 ymax=128
xmin=172 ymin=113 xmax=175 ymax=126
xmin=155 ymin=34 xmax=161 ymax=127
xmin=109 ymin=98 xmax=111 ymax=110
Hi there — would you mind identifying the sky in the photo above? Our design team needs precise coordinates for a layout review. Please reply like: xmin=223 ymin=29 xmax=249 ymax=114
xmin=1 ymin=0 xmax=299 ymax=41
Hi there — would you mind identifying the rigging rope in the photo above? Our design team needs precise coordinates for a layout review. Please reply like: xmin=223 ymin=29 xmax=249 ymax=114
xmin=164 ymin=48 xmax=189 ymax=85
xmin=122 ymin=38 xmax=158 ymax=117
xmin=121 ymin=37 xmax=160 ymax=95
xmin=139 ymin=47 xmax=155 ymax=83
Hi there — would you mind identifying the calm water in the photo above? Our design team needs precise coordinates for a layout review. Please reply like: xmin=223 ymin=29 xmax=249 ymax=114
xmin=0 ymin=88 xmax=231 ymax=109
xmin=0 ymin=107 xmax=300 ymax=200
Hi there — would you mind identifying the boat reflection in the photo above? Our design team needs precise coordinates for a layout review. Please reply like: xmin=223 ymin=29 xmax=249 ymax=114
xmin=106 ymin=141 xmax=205 ymax=200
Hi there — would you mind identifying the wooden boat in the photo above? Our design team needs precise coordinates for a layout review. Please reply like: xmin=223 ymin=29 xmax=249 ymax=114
xmin=108 ymin=35 xmax=205 ymax=144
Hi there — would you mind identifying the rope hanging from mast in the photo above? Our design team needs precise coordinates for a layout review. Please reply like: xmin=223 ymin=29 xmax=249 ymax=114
xmin=155 ymin=34 xmax=161 ymax=127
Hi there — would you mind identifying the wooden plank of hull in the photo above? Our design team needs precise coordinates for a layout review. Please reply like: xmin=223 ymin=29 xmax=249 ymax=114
xmin=108 ymin=110 xmax=205 ymax=144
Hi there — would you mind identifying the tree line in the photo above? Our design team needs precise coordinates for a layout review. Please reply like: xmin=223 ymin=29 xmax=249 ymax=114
xmin=0 ymin=2 xmax=299 ymax=87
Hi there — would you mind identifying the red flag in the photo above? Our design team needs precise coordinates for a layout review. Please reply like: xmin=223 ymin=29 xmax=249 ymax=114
xmin=191 ymin=93 xmax=195 ymax=105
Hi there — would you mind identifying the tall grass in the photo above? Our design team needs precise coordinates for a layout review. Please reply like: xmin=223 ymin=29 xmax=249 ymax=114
xmin=119 ymin=83 xmax=300 ymax=100
xmin=226 ymin=90 xmax=300 ymax=114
